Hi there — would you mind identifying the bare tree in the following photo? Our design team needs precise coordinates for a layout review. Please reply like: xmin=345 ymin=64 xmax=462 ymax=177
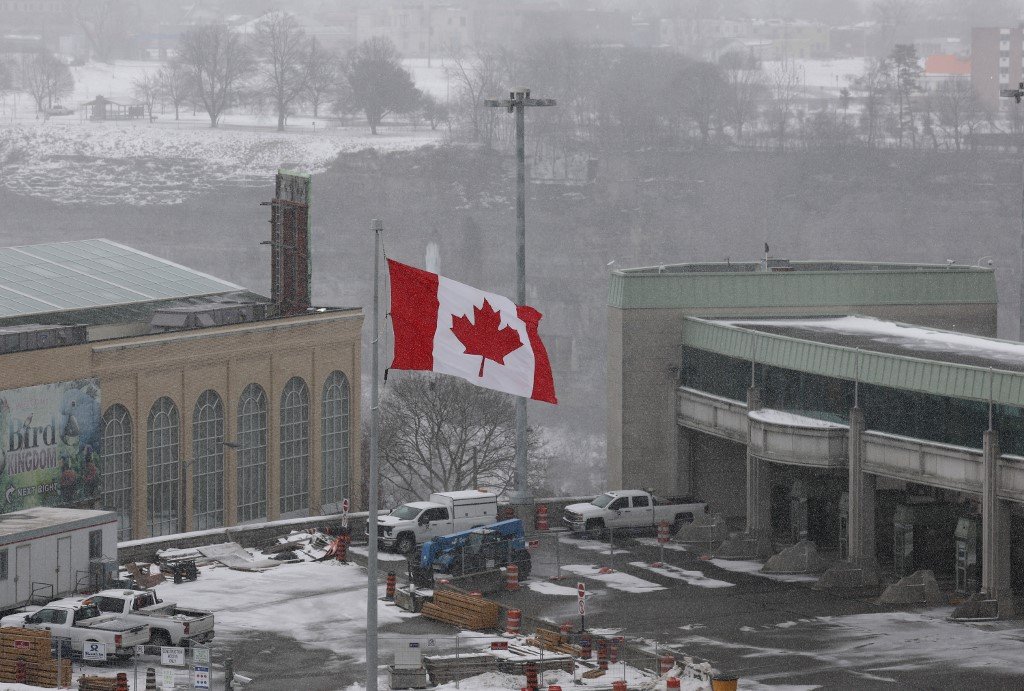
xmin=131 ymin=72 xmax=159 ymax=120
xmin=377 ymin=374 xmax=544 ymax=505
xmin=303 ymin=38 xmax=337 ymax=119
xmin=20 ymin=53 xmax=73 ymax=112
xmin=252 ymin=12 xmax=310 ymax=131
xmin=766 ymin=61 xmax=800 ymax=151
xmin=935 ymin=80 xmax=987 ymax=151
xmin=675 ymin=61 xmax=726 ymax=146
xmin=177 ymin=24 xmax=252 ymax=128
xmin=446 ymin=45 xmax=515 ymax=146
xmin=721 ymin=60 xmax=764 ymax=143
xmin=343 ymin=37 xmax=420 ymax=135
xmin=156 ymin=61 xmax=191 ymax=120
xmin=420 ymin=92 xmax=449 ymax=130
xmin=889 ymin=44 xmax=921 ymax=147
xmin=855 ymin=57 xmax=891 ymax=147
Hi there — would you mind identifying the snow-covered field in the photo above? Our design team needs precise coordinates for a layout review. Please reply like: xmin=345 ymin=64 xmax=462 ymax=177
xmin=0 ymin=59 xmax=443 ymax=205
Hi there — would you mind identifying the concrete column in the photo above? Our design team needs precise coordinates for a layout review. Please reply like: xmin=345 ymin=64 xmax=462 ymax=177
xmin=982 ymin=430 xmax=1011 ymax=598
xmin=676 ymin=427 xmax=692 ymax=496
xmin=847 ymin=407 xmax=876 ymax=561
xmin=745 ymin=387 xmax=769 ymax=535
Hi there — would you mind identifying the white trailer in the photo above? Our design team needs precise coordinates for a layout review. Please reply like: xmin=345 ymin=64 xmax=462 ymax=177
xmin=0 ymin=507 xmax=117 ymax=612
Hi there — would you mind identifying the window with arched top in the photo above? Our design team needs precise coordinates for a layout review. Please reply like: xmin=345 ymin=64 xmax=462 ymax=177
xmin=279 ymin=377 xmax=309 ymax=515
xmin=146 ymin=397 xmax=179 ymax=537
xmin=237 ymin=384 xmax=268 ymax=523
xmin=192 ymin=390 xmax=224 ymax=531
xmin=321 ymin=371 xmax=350 ymax=512
xmin=101 ymin=405 xmax=132 ymax=540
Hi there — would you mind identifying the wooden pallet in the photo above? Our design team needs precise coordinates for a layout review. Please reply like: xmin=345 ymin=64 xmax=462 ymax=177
xmin=424 ymin=653 xmax=497 ymax=685
xmin=78 ymin=675 xmax=120 ymax=691
xmin=528 ymin=627 xmax=582 ymax=657
xmin=420 ymin=589 xmax=501 ymax=630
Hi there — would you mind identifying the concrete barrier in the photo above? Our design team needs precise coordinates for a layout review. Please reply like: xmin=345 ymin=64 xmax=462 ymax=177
xmin=118 ymin=496 xmax=596 ymax=564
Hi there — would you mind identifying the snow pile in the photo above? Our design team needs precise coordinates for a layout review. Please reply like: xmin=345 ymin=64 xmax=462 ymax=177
xmin=561 ymin=564 xmax=665 ymax=593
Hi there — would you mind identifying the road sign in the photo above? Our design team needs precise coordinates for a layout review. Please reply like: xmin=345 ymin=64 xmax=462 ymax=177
xmin=658 ymin=520 xmax=671 ymax=544
xmin=193 ymin=665 xmax=210 ymax=689
xmin=135 ymin=644 xmax=145 ymax=657
xmin=527 ymin=539 xmax=540 ymax=549
xmin=161 ymin=668 xmax=175 ymax=688
xmin=342 ymin=498 xmax=350 ymax=513
xmin=161 ymin=646 xmax=186 ymax=666
xmin=192 ymin=646 xmax=210 ymax=665
xmin=577 ymin=581 xmax=586 ymax=616
xmin=83 ymin=641 xmax=106 ymax=661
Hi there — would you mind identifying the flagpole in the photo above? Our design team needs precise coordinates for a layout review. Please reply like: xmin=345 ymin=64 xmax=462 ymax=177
xmin=367 ymin=218 xmax=382 ymax=691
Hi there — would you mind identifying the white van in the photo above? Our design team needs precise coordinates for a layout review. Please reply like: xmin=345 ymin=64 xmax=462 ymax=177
xmin=374 ymin=491 xmax=498 ymax=553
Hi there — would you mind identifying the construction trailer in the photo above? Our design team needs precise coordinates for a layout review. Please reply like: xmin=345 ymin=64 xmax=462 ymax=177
xmin=0 ymin=507 xmax=118 ymax=611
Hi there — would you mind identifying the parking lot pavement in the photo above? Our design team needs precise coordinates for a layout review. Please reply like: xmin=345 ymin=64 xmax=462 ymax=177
xmin=494 ymin=531 xmax=1024 ymax=689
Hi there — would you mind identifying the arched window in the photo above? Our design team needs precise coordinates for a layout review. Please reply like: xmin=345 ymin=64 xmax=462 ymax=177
xmin=237 ymin=384 xmax=268 ymax=523
xmin=279 ymin=377 xmax=309 ymax=515
xmin=101 ymin=405 xmax=132 ymax=540
xmin=146 ymin=397 xmax=179 ymax=537
xmin=321 ymin=371 xmax=350 ymax=512
xmin=192 ymin=390 xmax=224 ymax=530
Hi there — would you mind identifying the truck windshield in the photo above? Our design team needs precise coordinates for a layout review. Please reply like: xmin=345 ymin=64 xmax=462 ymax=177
xmin=390 ymin=505 xmax=421 ymax=520
xmin=591 ymin=494 xmax=614 ymax=508
xmin=75 ymin=604 xmax=102 ymax=621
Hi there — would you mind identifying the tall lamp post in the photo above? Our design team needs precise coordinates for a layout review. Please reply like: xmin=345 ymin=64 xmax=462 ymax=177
xmin=483 ymin=88 xmax=556 ymax=506
xmin=999 ymin=82 xmax=1024 ymax=340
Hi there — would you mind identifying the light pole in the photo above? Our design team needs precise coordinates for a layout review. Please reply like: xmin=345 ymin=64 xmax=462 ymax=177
xmin=999 ymin=82 xmax=1024 ymax=340
xmin=483 ymin=88 xmax=556 ymax=506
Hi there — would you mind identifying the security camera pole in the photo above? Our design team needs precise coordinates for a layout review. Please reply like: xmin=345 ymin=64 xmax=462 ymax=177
xmin=999 ymin=82 xmax=1024 ymax=340
xmin=484 ymin=88 xmax=556 ymax=506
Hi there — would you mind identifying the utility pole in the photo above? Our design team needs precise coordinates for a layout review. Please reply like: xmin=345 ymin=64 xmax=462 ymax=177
xmin=1000 ymin=82 xmax=1024 ymax=340
xmin=483 ymin=88 xmax=556 ymax=506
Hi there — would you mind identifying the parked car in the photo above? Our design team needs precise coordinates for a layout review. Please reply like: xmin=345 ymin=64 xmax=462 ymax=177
xmin=45 ymin=105 xmax=75 ymax=116
xmin=90 ymin=589 xmax=214 ymax=647
xmin=563 ymin=490 xmax=708 ymax=537
xmin=0 ymin=598 xmax=150 ymax=658
xmin=373 ymin=490 xmax=498 ymax=554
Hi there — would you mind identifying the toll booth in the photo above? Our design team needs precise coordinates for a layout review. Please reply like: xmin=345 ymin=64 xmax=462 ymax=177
xmin=892 ymin=502 xmax=960 ymax=580
xmin=954 ymin=516 xmax=981 ymax=595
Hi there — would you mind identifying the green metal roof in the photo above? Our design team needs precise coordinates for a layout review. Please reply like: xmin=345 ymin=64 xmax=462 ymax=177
xmin=608 ymin=261 xmax=996 ymax=310
xmin=682 ymin=316 xmax=1024 ymax=407
xmin=0 ymin=239 xmax=243 ymax=319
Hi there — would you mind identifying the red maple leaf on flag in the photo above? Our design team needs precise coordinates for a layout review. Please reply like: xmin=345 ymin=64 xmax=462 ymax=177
xmin=451 ymin=299 xmax=523 ymax=377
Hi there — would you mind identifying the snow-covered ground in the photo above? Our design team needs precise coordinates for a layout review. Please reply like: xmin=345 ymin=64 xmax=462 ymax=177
xmin=0 ymin=59 xmax=443 ymax=206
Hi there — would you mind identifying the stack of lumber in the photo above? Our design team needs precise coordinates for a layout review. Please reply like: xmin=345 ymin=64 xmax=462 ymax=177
xmin=0 ymin=627 xmax=72 ymax=688
xmin=421 ymin=589 xmax=500 ymax=630
xmin=528 ymin=627 xmax=582 ymax=656
xmin=424 ymin=653 xmax=497 ymax=685
xmin=78 ymin=676 xmax=120 ymax=691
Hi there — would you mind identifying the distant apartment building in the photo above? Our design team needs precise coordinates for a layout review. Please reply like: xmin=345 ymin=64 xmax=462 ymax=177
xmin=355 ymin=2 xmax=473 ymax=59
xmin=658 ymin=17 xmax=749 ymax=59
xmin=971 ymin=25 xmax=1024 ymax=109
xmin=749 ymin=19 xmax=829 ymax=60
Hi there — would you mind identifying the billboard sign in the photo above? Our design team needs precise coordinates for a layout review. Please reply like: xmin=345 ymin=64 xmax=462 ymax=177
xmin=0 ymin=379 xmax=101 ymax=510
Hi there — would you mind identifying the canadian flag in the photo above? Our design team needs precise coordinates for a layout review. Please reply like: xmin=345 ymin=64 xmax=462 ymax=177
xmin=388 ymin=259 xmax=557 ymax=404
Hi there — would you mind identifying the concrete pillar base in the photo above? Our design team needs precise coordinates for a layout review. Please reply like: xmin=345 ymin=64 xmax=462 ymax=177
xmin=814 ymin=556 xmax=881 ymax=590
xmin=762 ymin=539 xmax=829 ymax=574
xmin=951 ymin=592 xmax=1016 ymax=621
xmin=877 ymin=569 xmax=945 ymax=605
xmin=673 ymin=513 xmax=730 ymax=544
xmin=508 ymin=500 xmax=537 ymax=535
xmin=714 ymin=531 xmax=774 ymax=560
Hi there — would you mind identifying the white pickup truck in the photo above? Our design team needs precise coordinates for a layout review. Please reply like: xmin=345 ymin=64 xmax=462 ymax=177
xmin=0 ymin=598 xmax=150 ymax=658
xmin=89 ymin=589 xmax=215 ymax=647
xmin=563 ymin=490 xmax=708 ymax=537
xmin=374 ymin=490 xmax=498 ymax=553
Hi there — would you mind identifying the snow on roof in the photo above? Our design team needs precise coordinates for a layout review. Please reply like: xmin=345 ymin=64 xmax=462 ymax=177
xmin=748 ymin=408 xmax=848 ymax=430
xmin=721 ymin=316 xmax=1024 ymax=371
xmin=0 ymin=507 xmax=116 ymax=543
xmin=0 ymin=239 xmax=243 ymax=319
